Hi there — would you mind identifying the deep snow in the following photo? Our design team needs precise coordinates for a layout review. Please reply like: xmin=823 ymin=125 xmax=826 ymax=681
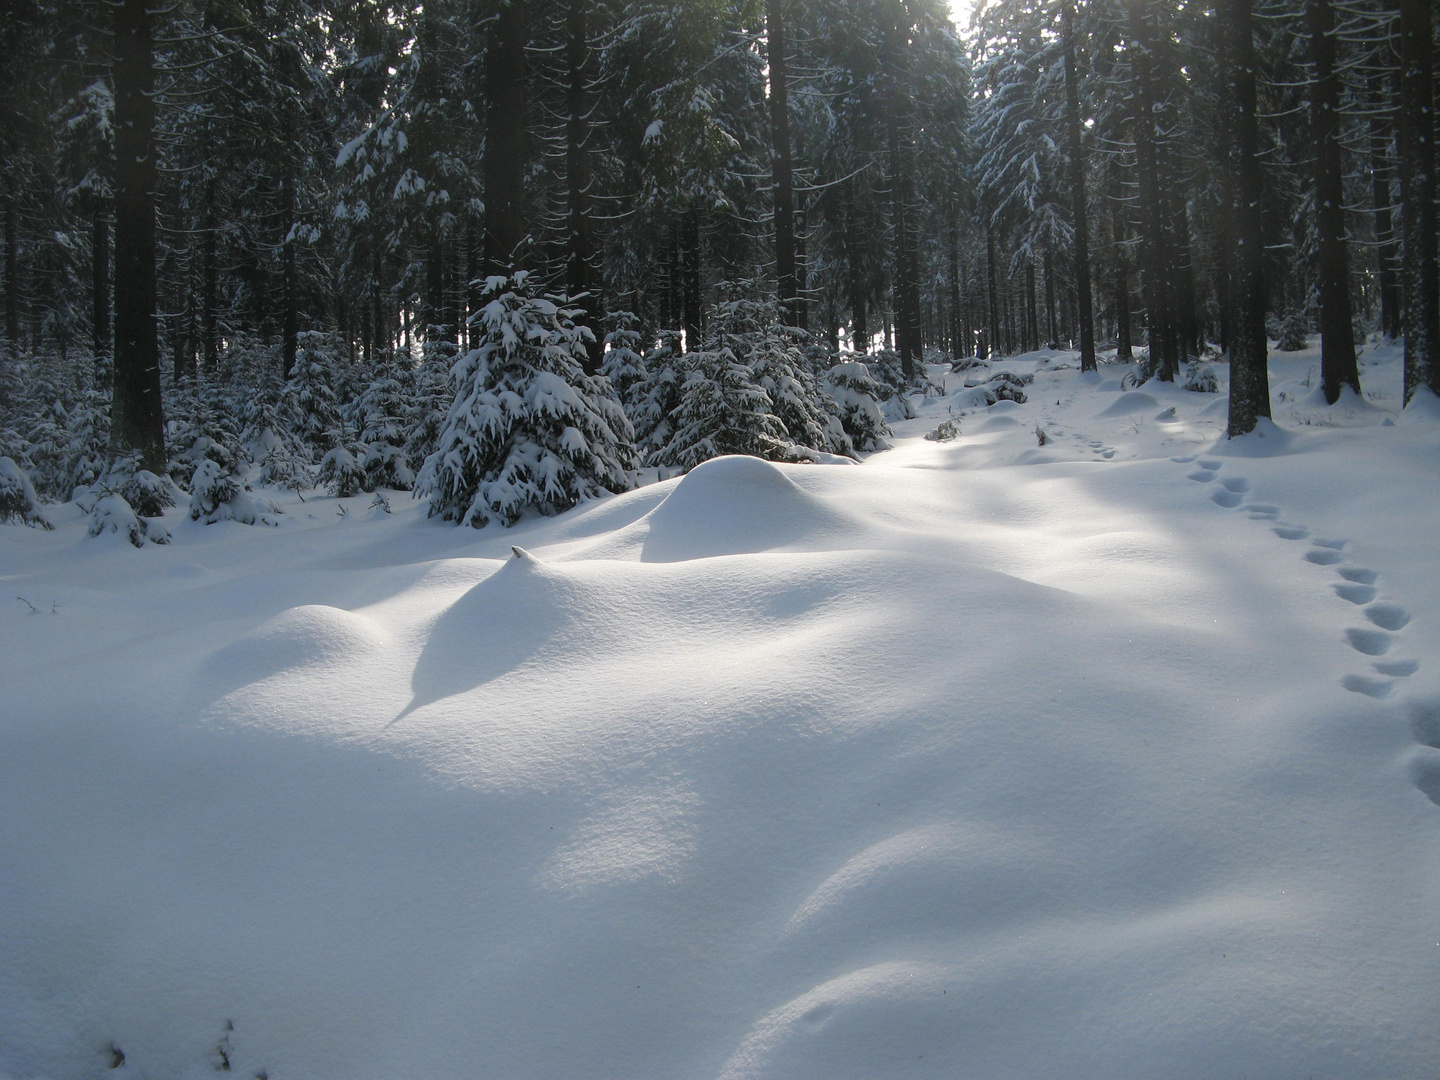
xmin=2 ymin=339 xmax=1439 ymax=1079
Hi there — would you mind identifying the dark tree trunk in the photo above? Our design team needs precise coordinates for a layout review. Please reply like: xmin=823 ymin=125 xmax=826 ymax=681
xmin=202 ymin=181 xmax=217 ymax=373
xmin=1223 ymin=0 xmax=1271 ymax=436
xmin=1308 ymin=0 xmax=1360 ymax=403
xmin=1398 ymin=0 xmax=1438 ymax=402
xmin=681 ymin=208 xmax=701 ymax=347
xmin=111 ymin=0 xmax=165 ymax=472
xmin=1025 ymin=261 xmax=1038 ymax=351
xmin=884 ymin=8 xmax=921 ymax=377
xmin=281 ymin=169 xmax=297 ymax=379
xmin=484 ymin=0 xmax=528 ymax=276
xmin=949 ymin=224 xmax=964 ymax=359
xmin=566 ymin=0 xmax=603 ymax=371
xmin=985 ymin=223 xmax=999 ymax=359
xmin=1063 ymin=3 xmax=1096 ymax=369
xmin=1128 ymin=1 xmax=1178 ymax=380
xmin=3 ymin=175 xmax=16 ymax=349
xmin=92 ymin=201 xmax=110 ymax=364
xmin=1369 ymin=74 xmax=1401 ymax=341
xmin=766 ymin=0 xmax=801 ymax=328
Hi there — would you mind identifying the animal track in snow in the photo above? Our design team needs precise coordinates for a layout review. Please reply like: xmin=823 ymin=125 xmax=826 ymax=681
xmin=1364 ymin=603 xmax=1411 ymax=631
xmin=1333 ymin=582 xmax=1377 ymax=605
xmin=1219 ymin=476 xmax=1250 ymax=493
xmin=1312 ymin=537 xmax=1349 ymax=550
xmin=1375 ymin=659 xmax=1419 ymax=677
xmin=1247 ymin=504 xmax=1281 ymax=520
xmin=1273 ymin=526 xmax=1309 ymax=540
xmin=1338 ymin=567 xmax=1379 ymax=585
xmin=1305 ymin=548 xmax=1346 ymax=566
xmin=1187 ymin=470 xmax=1216 ymax=483
xmin=1341 ymin=674 xmax=1393 ymax=699
xmin=1345 ymin=627 xmax=1394 ymax=656
xmin=1210 ymin=489 xmax=1244 ymax=508
xmin=1196 ymin=459 xmax=1221 ymax=471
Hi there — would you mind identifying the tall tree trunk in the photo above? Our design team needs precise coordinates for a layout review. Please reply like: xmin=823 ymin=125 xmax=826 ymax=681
xmin=92 ymin=200 xmax=111 ymax=365
xmin=985 ymin=222 xmax=998 ymax=359
xmin=1369 ymin=74 xmax=1401 ymax=341
xmin=1025 ymin=261 xmax=1038 ymax=351
xmin=281 ymin=169 xmax=297 ymax=379
xmin=1128 ymin=0 xmax=1178 ymax=380
xmin=1224 ymin=0 xmax=1271 ymax=436
xmin=1398 ymin=0 xmax=1438 ymax=402
xmin=566 ymin=0 xmax=603 ymax=371
xmin=949 ymin=221 xmax=964 ymax=360
xmin=883 ymin=6 xmax=921 ymax=377
xmin=3 ymin=175 xmax=16 ymax=349
xmin=202 ymin=180 xmax=217 ymax=373
xmin=484 ymin=0 xmax=528 ymax=276
xmin=681 ymin=209 xmax=701 ymax=347
xmin=111 ymin=0 xmax=165 ymax=472
xmin=1063 ymin=3 xmax=1096 ymax=369
xmin=766 ymin=0 xmax=801 ymax=328
xmin=1308 ymin=0 xmax=1360 ymax=402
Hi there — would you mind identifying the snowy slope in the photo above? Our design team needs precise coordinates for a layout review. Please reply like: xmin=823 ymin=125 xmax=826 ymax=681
xmin=2 ymin=341 xmax=1438 ymax=1080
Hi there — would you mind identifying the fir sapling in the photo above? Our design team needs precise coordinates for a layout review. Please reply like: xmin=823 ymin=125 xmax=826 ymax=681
xmin=418 ymin=272 xmax=638 ymax=528
xmin=0 ymin=457 xmax=53 ymax=529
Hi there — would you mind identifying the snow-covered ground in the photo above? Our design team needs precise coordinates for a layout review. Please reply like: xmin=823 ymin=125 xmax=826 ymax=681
xmin=3 ymin=340 xmax=1438 ymax=1079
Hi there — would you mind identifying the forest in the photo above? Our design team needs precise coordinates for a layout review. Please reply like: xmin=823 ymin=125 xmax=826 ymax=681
xmin=0 ymin=0 xmax=1436 ymax=533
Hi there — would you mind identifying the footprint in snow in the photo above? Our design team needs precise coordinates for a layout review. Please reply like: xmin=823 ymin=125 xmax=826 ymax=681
xmin=1305 ymin=547 xmax=1346 ymax=566
xmin=1247 ymin=504 xmax=1282 ymax=520
xmin=1405 ymin=702 xmax=1440 ymax=806
xmin=1345 ymin=627 xmax=1393 ymax=656
xmin=1338 ymin=567 xmax=1379 ymax=585
xmin=1273 ymin=525 xmax=1309 ymax=540
xmin=1332 ymin=582 xmax=1376 ymax=605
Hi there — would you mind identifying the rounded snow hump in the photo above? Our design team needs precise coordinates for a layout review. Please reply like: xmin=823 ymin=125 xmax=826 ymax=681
xmin=639 ymin=455 xmax=859 ymax=562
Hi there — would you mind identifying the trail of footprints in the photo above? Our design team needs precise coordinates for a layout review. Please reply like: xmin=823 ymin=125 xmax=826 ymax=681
xmin=1172 ymin=454 xmax=1419 ymax=701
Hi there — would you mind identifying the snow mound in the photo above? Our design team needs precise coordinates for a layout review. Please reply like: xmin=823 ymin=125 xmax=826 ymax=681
xmin=206 ymin=604 xmax=387 ymax=693
xmin=973 ymin=414 xmax=1024 ymax=432
xmin=1210 ymin=417 xmax=1298 ymax=457
xmin=406 ymin=549 xmax=586 ymax=711
xmin=639 ymin=455 xmax=857 ymax=562
xmin=1097 ymin=390 xmax=1161 ymax=418
xmin=1401 ymin=387 xmax=1440 ymax=425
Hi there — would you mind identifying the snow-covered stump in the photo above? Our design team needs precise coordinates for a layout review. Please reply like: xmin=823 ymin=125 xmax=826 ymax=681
xmin=418 ymin=273 xmax=638 ymax=528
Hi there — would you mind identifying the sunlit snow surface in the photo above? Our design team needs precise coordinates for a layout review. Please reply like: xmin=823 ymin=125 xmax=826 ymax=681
xmin=3 ymin=340 xmax=1439 ymax=1079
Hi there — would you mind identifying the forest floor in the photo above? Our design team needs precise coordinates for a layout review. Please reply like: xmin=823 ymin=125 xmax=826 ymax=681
xmin=2 ymin=338 xmax=1439 ymax=1079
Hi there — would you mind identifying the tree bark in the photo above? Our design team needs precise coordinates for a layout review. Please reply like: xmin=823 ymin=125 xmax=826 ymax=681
xmin=1308 ymin=0 xmax=1360 ymax=403
xmin=766 ymin=0 xmax=801 ymax=328
xmin=92 ymin=200 xmax=110 ymax=364
xmin=1063 ymin=3 xmax=1096 ymax=370
xmin=1127 ymin=1 xmax=1178 ymax=380
xmin=566 ymin=0 xmax=603 ymax=371
xmin=1223 ymin=0 xmax=1271 ymax=436
xmin=1369 ymin=74 xmax=1401 ymax=341
xmin=281 ymin=168 xmax=297 ymax=379
xmin=1398 ymin=0 xmax=1438 ymax=402
xmin=111 ymin=0 xmax=165 ymax=472
xmin=484 ymin=0 xmax=528 ymax=276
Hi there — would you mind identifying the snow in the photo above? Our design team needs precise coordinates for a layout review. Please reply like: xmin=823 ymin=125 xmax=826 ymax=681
xmin=2 ymin=339 xmax=1439 ymax=1079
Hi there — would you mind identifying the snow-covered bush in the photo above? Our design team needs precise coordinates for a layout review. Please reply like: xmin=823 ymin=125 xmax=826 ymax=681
xmin=1182 ymin=362 xmax=1220 ymax=393
xmin=824 ymin=361 xmax=891 ymax=452
xmin=1276 ymin=310 xmax=1309 ymax=352
xmin=418 ymin=272 xmax=638 ymax=528
xmin=649 ymin=348 xmax=789 ymax=470
xmin=278 ymin=331 xmax=345 ymax=460
xmin=89 ymin=493 xmax=169 ymax=547
xmin=925 ymin=418 xmax=960 ymax=442
xmin=188 ymin=460 xmax=279 ymax=525
xmin=0 ymin=457 xmax=52 ymax=529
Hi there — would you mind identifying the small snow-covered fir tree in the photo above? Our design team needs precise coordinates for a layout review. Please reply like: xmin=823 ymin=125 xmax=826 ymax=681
xmin=316 ymin=426 xmax=368 ymax=497
xmin=1276 ymin=309 xmax=1310 ymax=352
xmin=824 ymin=361 xmax=891 ymax=451
xmin=418 ymin=273 xmax=638 ymax=528
xmin=0 ymin=457 xmax=52 ymax=529
xmin=347 ymin=362 xmax=416 ymax=491
xmin=702 ymin=296 xmax=853 ymax=458
xmin=189 ymin=460 xmax=279 ymax=525
xmin=630 ymin=330 xmax=688 ymax=455
xmin=599 ymin=312 xmax=649 ymax=409
xmin=650 ymin=348 xmax=789 ymax=470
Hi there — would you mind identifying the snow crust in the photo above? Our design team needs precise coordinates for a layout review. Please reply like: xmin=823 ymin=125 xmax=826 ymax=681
xmin=2 ymin=342 xmax=1438 ymax=1079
